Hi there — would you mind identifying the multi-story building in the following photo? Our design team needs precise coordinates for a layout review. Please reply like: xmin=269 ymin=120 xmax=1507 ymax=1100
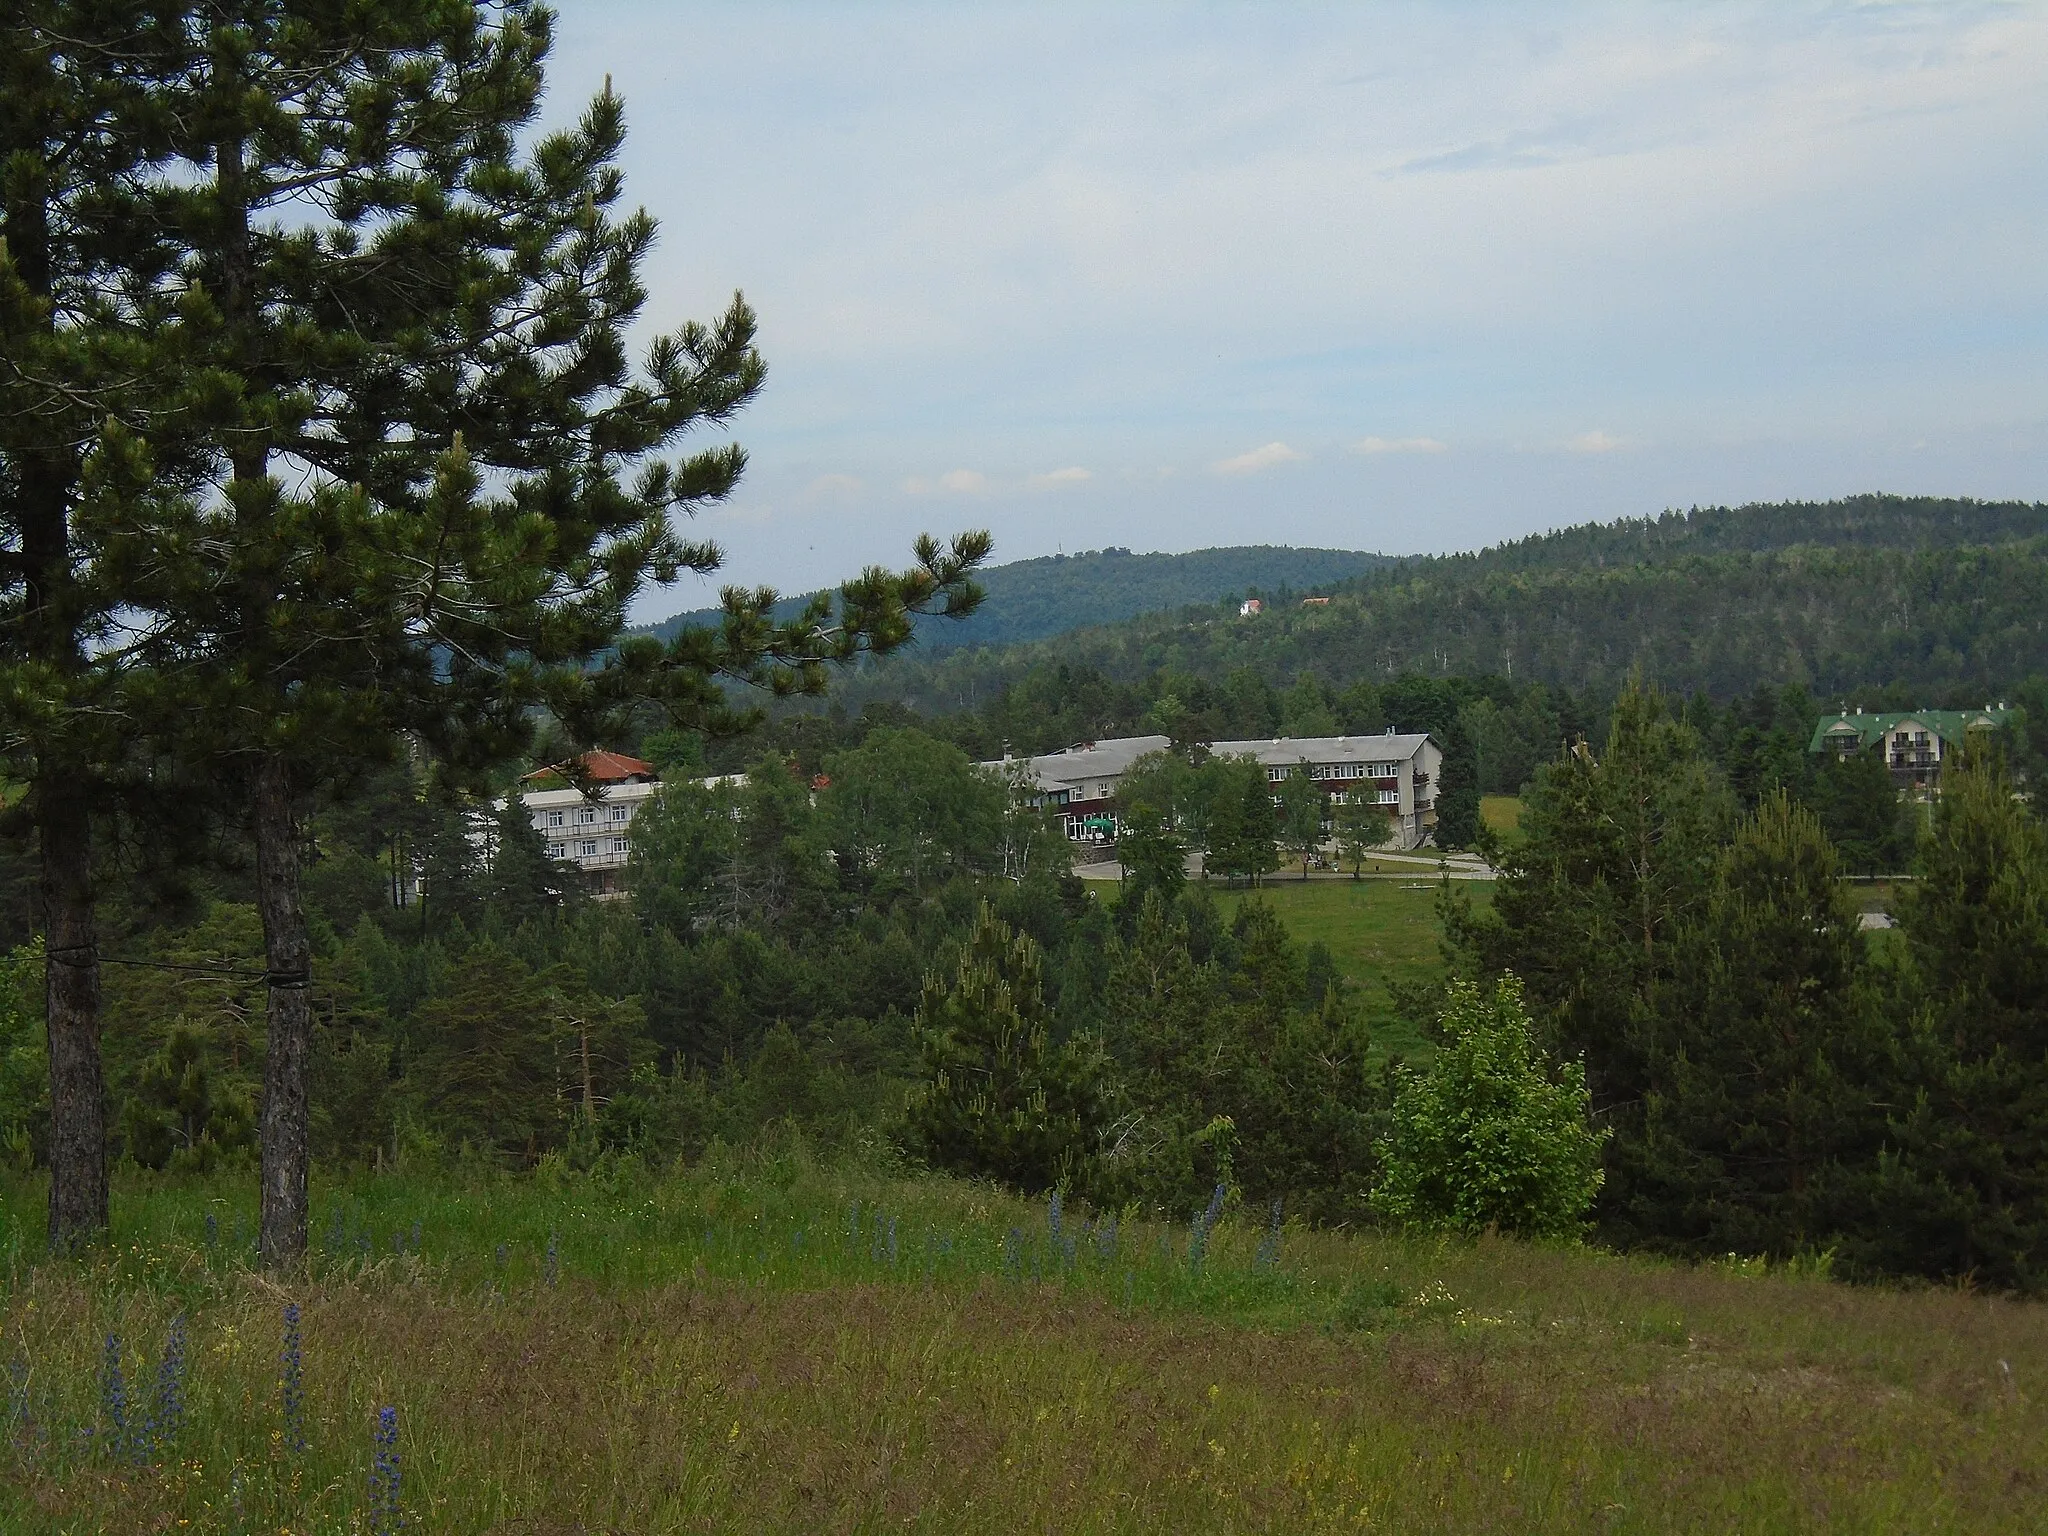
xmin=1808 ymin=706 xmax=2011 ymax=795
xmin=513 ymin=750 xmax=660 ymax=895
xmin=993 ymin=730 xmax=1444 ymax=851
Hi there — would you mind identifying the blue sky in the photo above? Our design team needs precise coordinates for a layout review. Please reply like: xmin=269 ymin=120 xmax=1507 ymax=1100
xmin=543 ymin=2 xmax=2048 ymax=615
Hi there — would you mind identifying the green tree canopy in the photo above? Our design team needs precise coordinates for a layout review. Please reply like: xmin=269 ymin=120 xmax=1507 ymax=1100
xmin=1373 ymin=976 xmax=1607 ymax=1239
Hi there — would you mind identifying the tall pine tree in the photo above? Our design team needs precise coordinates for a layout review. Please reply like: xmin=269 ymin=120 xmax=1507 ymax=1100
xmin=1876 ymin=753 xmax=2048 ymax=1289
xmin=101 ymin=4 xmax=985 ymax=1264
xmin=1622 ymin=792 xmax=1887 ymax=1258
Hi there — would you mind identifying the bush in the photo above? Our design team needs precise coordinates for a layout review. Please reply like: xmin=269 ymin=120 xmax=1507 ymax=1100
xmin=1373 ymin=975 xmax=1606 ymax=1238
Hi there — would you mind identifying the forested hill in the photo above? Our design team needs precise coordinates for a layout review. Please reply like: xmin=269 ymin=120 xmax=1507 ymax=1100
xmin=632 ymin=544 xmax=1391 ymax=652
xmin=829 ymin=495 xmax=2048 ymax=712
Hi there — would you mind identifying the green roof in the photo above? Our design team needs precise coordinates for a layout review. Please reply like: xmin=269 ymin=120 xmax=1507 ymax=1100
xmin=1808 ymin=707 xmax=2012 ymax=754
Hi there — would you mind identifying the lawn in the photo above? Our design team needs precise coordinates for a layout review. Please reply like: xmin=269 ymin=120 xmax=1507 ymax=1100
xmin=4 ymin=1159 xmax=2042 ymax=1534
xmin=1481 ymin=795 xmax=1523 ymax=837
xmin=1210 ymin=878 xmax=1491 ymax=1055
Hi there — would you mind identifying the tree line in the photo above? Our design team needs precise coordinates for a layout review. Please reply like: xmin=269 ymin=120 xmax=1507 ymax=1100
xmin=1449 ymin=681 xmax=2048 ymax=1289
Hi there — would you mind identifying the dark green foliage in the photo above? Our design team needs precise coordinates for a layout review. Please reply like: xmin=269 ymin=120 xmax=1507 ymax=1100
xmin=1804 ymin=750 xmax=1914 ymax=874
xmin=1433 ymin=717 xmax=1481 ymax=849
xmin=1451 ymin=679 xmax=1731 ymax=1117
xmin=1203 ymin=757 xmax=1280 ymax=884
xmin=118 ymin=1028 xmax=254 ymax=1173
xmin=1869 ymin=755 xmax=2048 ymax=1288
xmin=639 ymin=544 xmax=1391 ymax=655
xmin=1621 ymin=794 xmax=1887 ymax=1257
xmin=902 ymin=905 xmax=1110 ymax=1195
xmin=836 ymin=498 xmax=2048 ymax=727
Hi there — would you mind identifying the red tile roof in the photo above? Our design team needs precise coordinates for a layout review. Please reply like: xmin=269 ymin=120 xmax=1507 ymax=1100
xmin=523 ymin=749 xmax=656 ymax=785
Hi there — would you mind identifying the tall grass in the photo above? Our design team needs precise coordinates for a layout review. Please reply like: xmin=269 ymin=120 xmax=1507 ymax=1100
xmin=3 ymin=1145 xmax=2043 ymax=1533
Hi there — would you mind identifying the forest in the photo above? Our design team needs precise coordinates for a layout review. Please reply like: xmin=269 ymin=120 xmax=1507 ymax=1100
xmin=635 ymin=543 xmax=1392 ymax=655
xmin=828 ymin=495 xmax=2048 ymax=717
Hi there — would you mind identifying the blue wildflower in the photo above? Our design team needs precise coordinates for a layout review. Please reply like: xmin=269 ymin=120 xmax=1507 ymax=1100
xmin=368 ymin=1404 xmax=402 ymax=1535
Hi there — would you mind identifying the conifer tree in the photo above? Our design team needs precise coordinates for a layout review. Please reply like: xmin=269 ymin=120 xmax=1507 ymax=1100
xmin=902 ymin=903 xmax=1109 ymax=1194
xmin=1432 ymin=717 xmax=1481 ymax=849
xmin=1449 ymin=677 xmax=1730 ymax=1116
xmin=1877 ymin=754 xmax=2048 ymax=1288
xmin=0 ymin=4 xmax=194 ymax=1245
xmin=94 ymin=5 xmax=985 ymax=1265
xmin=1623 ymin=792 xmax=1887 ymax=1257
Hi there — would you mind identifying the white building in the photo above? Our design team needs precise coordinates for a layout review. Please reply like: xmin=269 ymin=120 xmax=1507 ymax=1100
xmin=991 ymin=730 xmax=1444 ymax=851
xmin=513 ymin=750 xmax=660 ymax=895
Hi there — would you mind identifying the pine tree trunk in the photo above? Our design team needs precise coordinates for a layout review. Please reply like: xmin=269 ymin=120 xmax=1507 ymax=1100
xmin=40 ymin=779 xmax=105 ymax=1249
xmin=253 ymin=752 xmax=312 ymax=1268
xmin=9 ymin=123 xmax=107 ymax=1249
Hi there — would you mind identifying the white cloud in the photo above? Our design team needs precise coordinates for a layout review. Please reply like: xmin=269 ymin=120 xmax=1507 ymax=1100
xmin=904 ymin=468 xmax=990 ymax=495
xmin=1562 ymin=430 xmax=1625 ymax=454
xmin=1351 ymin=436 xmax=1448 ymax=455
xmin=1028 ymin=465 xmax=1093 ymax=489
xmin=1211 ymin=441 xmax=1306 ymax=476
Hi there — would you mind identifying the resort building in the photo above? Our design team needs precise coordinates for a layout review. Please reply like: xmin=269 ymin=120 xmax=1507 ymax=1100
xmin=514 ymin=750 xmax=661 ymax=894
xmin=992 ymin=730 xmax=1444 ymax=851
xmin=1808 ymin=706 xmax=2012 ymax=795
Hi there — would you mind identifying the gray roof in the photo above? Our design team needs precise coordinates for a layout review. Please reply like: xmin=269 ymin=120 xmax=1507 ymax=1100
xmin=1211 ymin=733 xmax=1434 ymax=768
xmin=988 ymin=734 xmax=1171 ymax=791
xmin=987 ymin=731 xmax=1434 ymax=793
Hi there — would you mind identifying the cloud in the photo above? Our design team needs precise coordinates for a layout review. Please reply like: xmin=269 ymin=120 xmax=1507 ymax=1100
xmin=1210 ymin=442 xmax=1306 ymax=476
xmin=1028 ymin=466 xmax=1093 ymax=489
xmin=1562 ymin=430 xmax=1625 ymax=454
xmin=803 ymin=472 xmax=863 ymax=497
xmin=905 ymin=468 xmax=990 ymax=495
xmin=1351 ymin=436 xmax=1448 ymax=455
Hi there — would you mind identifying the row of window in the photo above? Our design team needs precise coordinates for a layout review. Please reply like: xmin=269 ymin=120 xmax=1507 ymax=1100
xmin=1265 ymin=763 xmax=1402 ymax=783
xmin=539 ymin=804 xmax=634 ymax=829
xmin=548 ymin=837 xmax=631 ymax=859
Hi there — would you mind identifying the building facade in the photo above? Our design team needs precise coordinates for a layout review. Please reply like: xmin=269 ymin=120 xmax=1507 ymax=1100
xmin=512 ymin=750 xmax=660 ymax=895
xmin=992 ymin=730 xmax=1444 ymax=851
xmin=1808 ymin=706 xmax=2011 ymax=795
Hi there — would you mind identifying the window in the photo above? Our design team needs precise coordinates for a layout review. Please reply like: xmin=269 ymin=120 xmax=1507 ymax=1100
xmin=1267 ymin=766 xmax=1287 ymax=783
xmin=549 ymin=842 xmax=570 ymax=859
xmin=580 ymin=840 xmax=598 ymax=857
xmin=576 ymin=806 xmax=597 ymax=825
xmin=608 ymin=805 xmax=629 ymax=822
xmin=613 ymin=837 xmax=630 ymax=854
xmin=546 ymin=810 xmax=565 ymax=828
xmin=1377 ymin=789 xmax=1398 ymax=804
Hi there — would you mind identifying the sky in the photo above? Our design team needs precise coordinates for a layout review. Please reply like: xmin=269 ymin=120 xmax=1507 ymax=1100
xmin=541 ymin=2 xmax=2048 ymax=616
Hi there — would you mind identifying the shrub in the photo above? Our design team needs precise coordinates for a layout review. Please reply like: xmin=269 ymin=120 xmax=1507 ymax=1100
xmin=1373 ymin=976 xmax=1606 ymax=1238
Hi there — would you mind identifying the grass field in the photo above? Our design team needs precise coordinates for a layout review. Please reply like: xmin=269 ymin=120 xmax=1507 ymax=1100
xmin=3 ymin=1157 xmax=2042 ymax=1533
xmin=1211 ymin=879 xmax=1490 ymax=1055
xmin=1481 ymin=795 xmax=1523 ymax=837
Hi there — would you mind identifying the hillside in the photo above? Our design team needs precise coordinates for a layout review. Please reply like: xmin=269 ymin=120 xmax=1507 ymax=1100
xmin=8 ymin=1165 xmax=2044 ymax=1533
xmin=829 ymin=495 xmax=2048 ymax=712
xmin=633 ymin=544 xmax=1390 ymax=653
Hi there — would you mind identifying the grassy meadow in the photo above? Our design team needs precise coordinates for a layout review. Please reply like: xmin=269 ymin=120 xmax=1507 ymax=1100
xmin=2 ymin=1155 xmax=2043 ymax=1534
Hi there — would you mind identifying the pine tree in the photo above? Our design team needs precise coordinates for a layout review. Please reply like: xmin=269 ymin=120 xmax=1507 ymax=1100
xmin=902 ymin=903 xmax=1109 ymax=1195
xmin=1448 ymin=677 xmax=1730 ymax=1118
xmin=1 ymin=5 xmax=204 ymax=1245
xmin=1876 ymin=753 xmax=2048 ymax=1288
xmin=1432 ymin=717 xmax=1481 ymax=849
xmin=93 ymin=6 xmax=986 ymax=1265
xmin=1623 ymin=792 xmax=1887 ymax=1258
